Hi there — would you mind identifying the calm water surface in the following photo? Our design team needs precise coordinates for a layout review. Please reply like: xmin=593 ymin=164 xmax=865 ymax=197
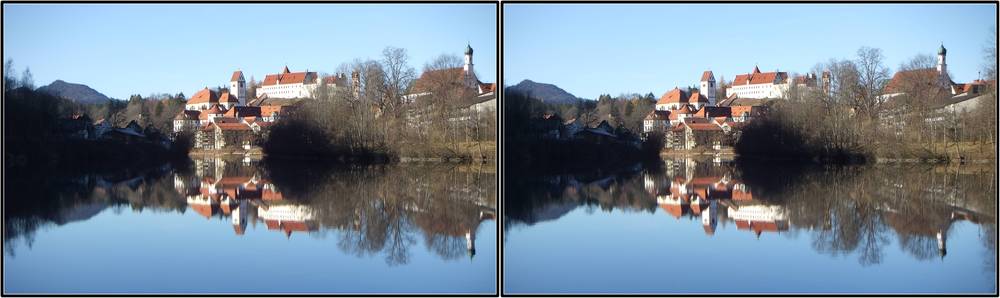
xmin=4 ymin=157 xmax=496 ymax=294
xmin=504 ymin=157 xmax=996 ymax=294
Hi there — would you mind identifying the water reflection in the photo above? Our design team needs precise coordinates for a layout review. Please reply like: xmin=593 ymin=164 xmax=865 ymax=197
xmin=505 ymin=157 xmax=996 ymax=267
xmin=5 ymin=157 xmax=497 ymax=266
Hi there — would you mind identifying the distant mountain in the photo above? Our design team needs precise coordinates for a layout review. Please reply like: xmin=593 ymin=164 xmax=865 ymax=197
xmin=36 ymin=80 xmax=111 ymax=104
xmin=505 ymin=79 xmax=580 ymax=105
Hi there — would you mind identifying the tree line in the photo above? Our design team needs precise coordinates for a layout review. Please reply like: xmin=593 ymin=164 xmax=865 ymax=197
xmin=263 ymin=46 xmax=497 ymax=163
xmin=736 ymin=31 xmax=997 ymax=163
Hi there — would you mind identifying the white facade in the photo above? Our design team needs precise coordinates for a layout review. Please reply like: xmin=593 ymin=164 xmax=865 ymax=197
xmin=256 ymin=81 xmax=320 ymax=99
xmin=726 ymin=81 xmax=789 ymax=99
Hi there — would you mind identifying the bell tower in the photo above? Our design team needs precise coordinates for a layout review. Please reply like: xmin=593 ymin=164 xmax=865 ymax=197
xmin=230 ymin=70 xmax=246 ymax=106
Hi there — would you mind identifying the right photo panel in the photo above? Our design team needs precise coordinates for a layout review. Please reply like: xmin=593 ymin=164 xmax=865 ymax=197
xmin=502 ymin=3 xmax=998 ymax=295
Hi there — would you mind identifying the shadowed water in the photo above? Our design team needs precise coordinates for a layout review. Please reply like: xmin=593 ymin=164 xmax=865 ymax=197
xmin=503 ymin=156 xmax=996 ymax=294
xmin=4 ymin=157 xmax=496 ymax=294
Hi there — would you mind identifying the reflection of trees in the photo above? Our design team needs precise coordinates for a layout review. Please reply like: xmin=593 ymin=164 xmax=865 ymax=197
xmin=507 ymin=158 xmax=995 ymax=268
xmin=267 ymin=161 xmax=496 ymax=265
xmin=5 ymin=159 xmax=496 ymax=266
xmin=4 ymin=163 xmax=189 ymax=256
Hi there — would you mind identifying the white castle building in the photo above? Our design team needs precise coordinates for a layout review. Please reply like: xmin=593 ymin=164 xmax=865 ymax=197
xmin=726 ymin=66 xmax=791 ymax=99
xmin=255 ymin=66 xmax=324 ymax=99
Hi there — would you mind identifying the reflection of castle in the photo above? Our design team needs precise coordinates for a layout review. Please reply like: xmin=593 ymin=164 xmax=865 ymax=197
xmin=651 ymin=170 xmax=789 ymax=237
xmin=175 ymin=158 xmax=313 ymax=237
xmin=650 ymin=158 xmax=790 ymax=237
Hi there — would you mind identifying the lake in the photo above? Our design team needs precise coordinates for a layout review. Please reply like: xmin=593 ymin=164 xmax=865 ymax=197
xmin=4 ymin=157 xmax=497 ymax=294
xmin=503 ymin=156 xmax=996 ymax=294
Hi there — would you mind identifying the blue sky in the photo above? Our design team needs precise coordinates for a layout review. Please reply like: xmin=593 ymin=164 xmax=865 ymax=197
xmin=3 ymin=4 xmax=497 ymax=99
xmin=504 ymin=4 xmax=996 ymax=99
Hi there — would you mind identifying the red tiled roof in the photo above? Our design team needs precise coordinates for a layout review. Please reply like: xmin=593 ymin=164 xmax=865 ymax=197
xmin=645 ymin=110 xmax=671 ymax=120
xmin=701 ymin=71 xmax=714 ymax=82
xmin=215 ymin=122 xmax=252 ymax=131
xmin=259 ymin=105 xmax=285 ymax=116
xmin=660 ymin=204 xmax=684 ymax=219
xmin=682 ymin=120 xmax=723 ymax=131
xmin=219 ymin=92 xmax=240 ymax=104
xmin=231 ymin=71 xmax=243 ymax=82
xmin=261 ymin=67 xmax=317 ymax=86
xmin=884 ymin=68 xmax=943 ymax=94
xmin=188 ymin=88 xmax=218 ymax=105
xmin=688 ymin=91 xmax=709 ymax=103
xmin=205 ymin=104 xmax=226 ymax=115
xmin=657 ymin=88 xmax=686 ymax=105
xmin=479 ymin=82 xmax=497 ymax=93
xmin=731 ymin=67 xmax=788 ymax=86
xmin=412 ymin=67 xmax=465 ymax=94
xmin=190 ymin=204 xmax=214 ymax=219
xmin=174 ymin=110 xmax=200 ymax=120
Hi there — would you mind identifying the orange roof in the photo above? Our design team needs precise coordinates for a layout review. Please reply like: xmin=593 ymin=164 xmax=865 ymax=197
xmin=190 ymin=204 xmax=214 ymax=219
xmin=205 ymin=104 xmax=226 ymax=114
xmin=412 ymin=67 xmax=466 ymax=94
xmin=733 ymin=189 xmax=754 ymax=201
xmin=259 ymin=105 xmax=285 ymax=116
xmin=188 ymin=88 xmax=218 ymax=105
xmin=701 ymin=70 xmax=714 ymax=82
xmin=261 ymin=67 xmax=317 ymax=86
xmin=885 ymin=68 xmax=943 ymax=94
xmin=219 ymin=92 xmax=240 ymax=104
xmin=479 ymin=82 xmax=497 ymax=93
xmin=732 ymin=67 xmax=788 ymax=86
xmin=657 ymin=88 xmax=686 ymax=105
xmin=660 ymin=204 xmax=684 ymax=219
xmin=688 ymin=91 xmax=709 ymax=103
xmin=645 ymin=110 xmax=671 ymax=120
xmin=215 ymin=123 xmax=251 ymax=131
xmin=174 ymin=110 xmax=200 ymax=120
xmin=231 ymin=70 xmax=243 ymax=82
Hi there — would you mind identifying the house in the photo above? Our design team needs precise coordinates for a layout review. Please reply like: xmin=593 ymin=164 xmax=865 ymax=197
xmin=59 ymin=114 xmax=94 ymax=139
xmin=407 ymin=44 xmax=495 ymax=101
xmin=656 ymin=87 xmax=710 ymax=111
xmin=666 ymin=118 xmax=731 ymax=150
xmin=643 ymin=110 xmax=671 ymax=134
xmin=883 ymin=45 xmax=994 ymax=114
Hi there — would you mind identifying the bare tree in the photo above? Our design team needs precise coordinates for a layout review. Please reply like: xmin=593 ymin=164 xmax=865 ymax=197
xmin=20 ymin=67 xmax=34 ymax=90
xmin=380 ymin=46 xmax=417 ymax=118
xmin=853 ymin=47 xmax=891 ymax=119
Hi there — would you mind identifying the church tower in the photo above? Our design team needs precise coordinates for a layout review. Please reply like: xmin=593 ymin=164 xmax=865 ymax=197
xmin=231 ymin=70 xmax=246 ymax=106
xmin=936 ymin=44 xmax=952 ymax=87
xmin=700 ymin=71 xmax=716 ymax=106
xmin=463 ymin=44 xmax=478 ymax=89
xmin=937 ymin=44 xmax=947 ymax=74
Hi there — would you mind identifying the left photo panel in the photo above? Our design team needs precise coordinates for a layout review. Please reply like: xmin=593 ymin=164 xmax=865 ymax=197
xmin=3 ymin=3 xmax=497 ymax=295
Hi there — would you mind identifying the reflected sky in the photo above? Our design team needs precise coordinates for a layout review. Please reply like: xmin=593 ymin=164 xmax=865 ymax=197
xmin=4 ymin=157 xmax=497 ymax=294
xmin=503 ymin=157 xmax=996 ymax=294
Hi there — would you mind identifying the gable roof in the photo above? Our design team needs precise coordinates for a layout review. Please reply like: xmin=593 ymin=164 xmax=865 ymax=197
xmin=261 ymin=67 xmax=317 ymax=86
xmin=219 ymin=92 xmax=240 ymax=104
xmin=885 ymin=68 xmax=943 ymax=94
xmin=645 ymin=110 xmax=671 ymax=120
xmin=231 ymin=71 xmax=243 ymax=82
xmin=701 ymin=71 xmax=715 ymax=82
xmin=188 ymin=88 xmax=218 ymax=105
xmin=412 ymin=67 xmax=466 ymax=94
xmin=657 ymin=88 xmax=686 ymax=105
xmin=732 ymin=67 xmax=788 ymax=86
